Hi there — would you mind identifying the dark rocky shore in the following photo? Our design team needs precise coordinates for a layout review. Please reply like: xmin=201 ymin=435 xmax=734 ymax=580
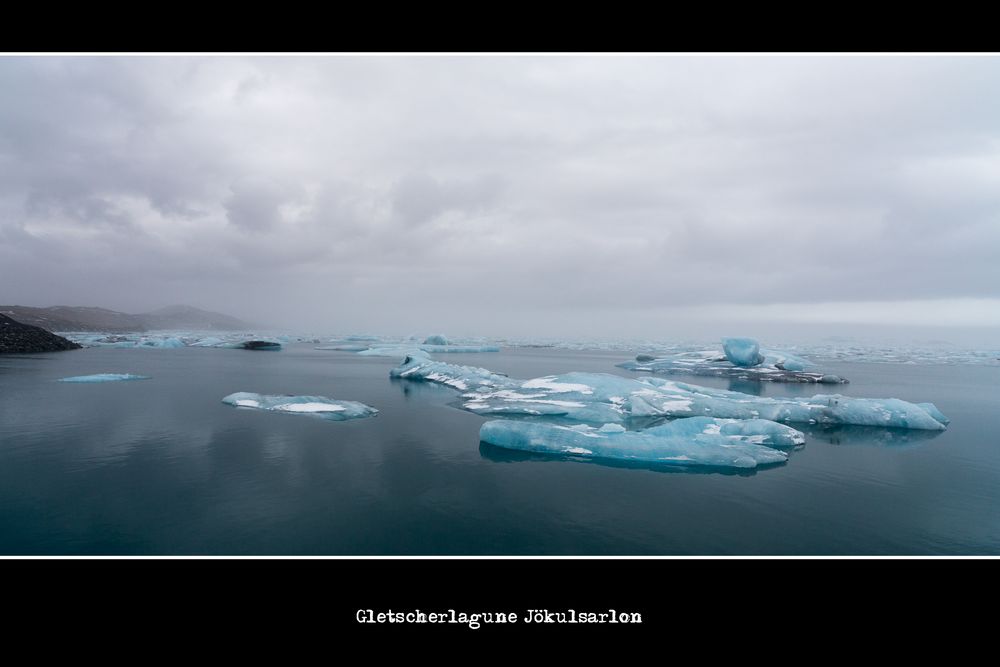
xmin=0 ymin=314 xmax=82 ymax=353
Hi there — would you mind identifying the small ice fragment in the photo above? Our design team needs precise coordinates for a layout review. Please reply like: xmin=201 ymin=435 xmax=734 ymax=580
xmin=221 ymin=392 xmax=377 ymax=421
xmin=58 ymin=373 xmax=151 ymax=383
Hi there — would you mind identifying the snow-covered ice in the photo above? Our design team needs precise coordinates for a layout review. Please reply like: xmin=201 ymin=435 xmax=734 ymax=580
xmin=390 ymin=355 xmax=947 ymax=430
xmin=619 ymin=337 xmax=846 ymax=383
xmin=221 ymin=392 xmax=378 ymax=421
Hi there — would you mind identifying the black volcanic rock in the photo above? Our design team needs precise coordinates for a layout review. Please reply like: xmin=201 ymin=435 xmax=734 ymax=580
xmin=241 ymin=340 xmax=282 ymax=351
xmin=0 ymin=314 xmax=82 ymax=353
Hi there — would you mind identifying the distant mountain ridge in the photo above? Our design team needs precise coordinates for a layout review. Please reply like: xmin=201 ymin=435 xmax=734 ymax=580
xmin=0 ymin=304 xmax=252 ymax=332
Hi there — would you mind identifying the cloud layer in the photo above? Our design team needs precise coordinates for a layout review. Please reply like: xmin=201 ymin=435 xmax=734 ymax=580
xmin=1 ymin=55 xmax=998 ymax=336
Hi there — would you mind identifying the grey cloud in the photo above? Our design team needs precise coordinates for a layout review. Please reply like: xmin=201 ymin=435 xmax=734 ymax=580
xmin=1 ymin=55 xmax=999 ymax=335
xmin=391 ymin=172 xmax=505 ymax=227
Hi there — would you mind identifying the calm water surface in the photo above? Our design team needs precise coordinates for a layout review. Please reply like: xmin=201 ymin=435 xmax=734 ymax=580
xmin=1 ymin=344 xmax=997 ymax=554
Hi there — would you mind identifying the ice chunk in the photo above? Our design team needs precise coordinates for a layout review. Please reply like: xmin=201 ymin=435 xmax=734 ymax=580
xmin=221 ymin=392 xmax=378 ymax=421
xmin=479 ymin=417 xmax=791 ymax=469
xmin=637 ymin=377 xmax=949 ymax=430
xmin=916 ymin=402 xmax=950 ymax=426
xmin=762 ymin=349 xmax=813 ymax=372
xmin=389 ymin=356 xmax=947 ymax=430
xmin=713 ymin=418 xmax=806 ymax=447
xmin=418 ymin=344 xmax=500 ymax=353
xmin=59 ymin=373 xmax=151 ymax=383
xmin=423 ymin=334 xmax=450 ymax=345
xmin=722 ymin=337 xmax=764 ymax=367
xmin=359 ymin=346 xmax=430 ymax=358
xmin=618 ymin=344 xmax=844 ymax=384
xmin=139 ymin=336 xmax=185 ymax=348
xmin=190 ymin=336 xmax=226 ymax=347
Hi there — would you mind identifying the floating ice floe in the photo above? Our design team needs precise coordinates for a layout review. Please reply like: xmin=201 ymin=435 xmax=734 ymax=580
xmin=479 ymin=417 xmax=795 ymax=469
xmin=359 ymin=346 xmax=430 ymax=358
xmin=619 ymin=337 xmax=846 ymax=384
xmin=418 ymin=344 xmax=500 ymax=353
xmin=390 ymin=356 xmax=947 ymax=430
xmin=355 ymin=343 xmax=498 ymax=356
xmin=190 ymin=336 xmax=226 ymax=347
xmin=58 ymin=373 xmax=151 ymax=383
xmin=221 ymin=392 xmax=378 ymax=421
xmin=140 ymin=337 xmax=186 ymax=349
xmin=423 ymin=334 xmax=450 ymax=345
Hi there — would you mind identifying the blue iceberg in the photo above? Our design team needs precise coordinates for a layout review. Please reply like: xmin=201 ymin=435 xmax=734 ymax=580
xmin=423 ymin=334 xmax=450 ymax=345
xmin=635 ymin=377 xmax=949 ymax=430
xmin=762 ymin=349 xmax=812 ymax=372
xmin=917 ymin=402 xmax=950 ymax=426
xmin=221 ymin=392 xmax=378 ymax=421
xmin=479 ymin=417 xmax=792 ymax=469
xmin=389 ymin=356 xmax=947 ymax=430
xmin=619 ymin=338 xmax=845 ymax=384
xmin=723 ymin=337 xmax=764 ymax=367
xmin=59 ymin=373 xmax=151 ymax=383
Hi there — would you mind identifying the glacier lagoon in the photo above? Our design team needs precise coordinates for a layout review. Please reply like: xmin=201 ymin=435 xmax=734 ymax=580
xmin=0 ymin=341 xmax=997 ymax=554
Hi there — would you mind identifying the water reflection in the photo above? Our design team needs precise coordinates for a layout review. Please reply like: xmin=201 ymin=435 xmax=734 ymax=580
xmin=727 ymin=379 xmax=764 ymax=396
xmin=802 ymin=424 xmax=945 ymax=448
xmin=390 ymin=376 xmax=458 ymax=402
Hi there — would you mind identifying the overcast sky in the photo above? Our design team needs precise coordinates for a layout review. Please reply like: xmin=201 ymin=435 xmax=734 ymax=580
xmin=1 ymin=55 xmax=998 ymax=341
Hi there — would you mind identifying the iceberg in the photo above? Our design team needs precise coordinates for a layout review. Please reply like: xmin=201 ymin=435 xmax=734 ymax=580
xmin=389 ymin=356 xmax=947 ymax=430
xmin=620 ymin=338 xmax=846 ymax=384
xmin=917 ymin=402 xmax=950 ymax=426
xmin=221 ymin=392 xmax=378 ymax=421
xmin=358 ymin=346 xmax=430 ymax=358
xmin=763 ymin=349 xmax=812 ymax=372
xmin=418 ymin=344 xmax=500 ymax=353
xmin=479 ymin=417 xmax=793 ymax=469
xmin=358 ymin=342 xmax=497 ymax=356
xmin=140 ymin=337 xmax=186 ymax=349
xmin=423 ymin=334 xmax=450 ymax=345
xmin=723 ymin=337 xmax=764 ymax=367
xmin=59 ymin=373 xmax=151 ymax=383
xmin=190 ymin=336 xmax=226 ymax=347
